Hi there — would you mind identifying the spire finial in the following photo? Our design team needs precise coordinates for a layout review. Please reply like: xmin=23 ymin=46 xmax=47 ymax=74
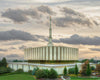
xmin=48 ymin=16 xmax=53 ymax=46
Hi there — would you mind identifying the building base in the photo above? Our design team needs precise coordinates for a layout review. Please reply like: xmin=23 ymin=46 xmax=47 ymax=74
xmin=28 ymin=60 xmax=78 ymax=64
xmin=8 ymin=62 xmax=96 ymax=74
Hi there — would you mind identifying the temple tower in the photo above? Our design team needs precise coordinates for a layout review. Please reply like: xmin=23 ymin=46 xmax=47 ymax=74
xmin=48 ymin=16 xmax=53 ymax=46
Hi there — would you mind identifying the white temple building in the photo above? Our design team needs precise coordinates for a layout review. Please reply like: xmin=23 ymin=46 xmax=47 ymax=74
xmin=8 ymin=17 xmax=83 ymax=74
xmin=24 ymin=17 xmax=78 ymax=63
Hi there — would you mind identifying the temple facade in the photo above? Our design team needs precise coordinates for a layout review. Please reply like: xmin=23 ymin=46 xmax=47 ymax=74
xmin=24 ymin=17 xmax=79 ymax=63
xmin=24 ymin=46 xmax=78 ymax=61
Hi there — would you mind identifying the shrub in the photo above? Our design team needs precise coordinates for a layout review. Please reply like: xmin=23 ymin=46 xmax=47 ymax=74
xmin=0 ymin=67 xmax=13 ymax=74
xmin=35 ymin=68 xmax=58 ymax=79
xmin=32 ymin=67 xmax=39 ymax=75
xmin=68 ymin=68 xmax=75 ymax=74
xmin=28 ymin=70 xmax=32 ymax=75
xmin=32 ymin=68 xmax=37 ymax=75
xmin=63 ymin=66 xmax=67 ymax=76
xmin=35 ymin=69 xmax=50 ymax=79
xmin=35 ymin=67 xmax=39 ymax=72
xmin=0 ymin=67 xmax=7 ymax=74
xmin=91 ymin=66 xmax=95 ymax=70
xmin=7 ymin=67 xmax=13 ymax=73
xmin=35 ymin=69 xmax=44 ymax=79
xmin=42 ymin=69 xmax=49 ymax=78
xmin=15 ymin=69 xmax=24 ymax=73
xmin=75 ymin=64 xmax=78 ymax=75
xmin=49 ymin=68 xmax=58 ymax=79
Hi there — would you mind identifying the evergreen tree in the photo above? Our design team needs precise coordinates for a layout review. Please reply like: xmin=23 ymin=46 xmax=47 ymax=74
xmin=49 ymin=68 xmax=58 ymax=79
xmin=75 ymin=64 xmax=78 ymax=75
xmin=2 ymin=57 xmax=7 ymax=67
xmin=81 ymin=60 xmax=89 ymax=76
xmin=86 ymin=63 xmax=91 ymax=76
xmin=63 ymin=66 xmax=67 ymax=76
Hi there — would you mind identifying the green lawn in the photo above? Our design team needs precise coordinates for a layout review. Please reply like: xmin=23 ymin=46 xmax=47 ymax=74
xmin=71 ymin=77 xmax=100 ymax=80
xmin=0 ymin=73 xmax=100 ymax=80
xmin=0 ymin=73 xmax=35 ymax=80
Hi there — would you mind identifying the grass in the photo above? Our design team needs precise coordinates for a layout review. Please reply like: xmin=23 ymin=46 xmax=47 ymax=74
xmin=0 ymin=73 xmax=35 ymax=80
xmin=0 ymin=73 xmax=100 ymax=80
xmin=71 ymin=77 xmax=100 ymax=80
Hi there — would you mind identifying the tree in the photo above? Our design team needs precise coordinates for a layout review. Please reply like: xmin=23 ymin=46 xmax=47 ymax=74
xmin=0 ymin=61 xmax=2 ymax=67
xmin=1 ymin=57 xmax=7 ymax=67
xmin=81 ymin=60 xmax=89 ymax=75
xmin=49 ymin=68 xmax=58 ymax=79
xmin=68 ymin=68 xmax=75 ymax=74
xmin=75 ymin=64 xmax=78 ymax=75
xmin=81 ymin=60 xmax=91 ymax=76
xmin=81 ymin=59 xmax=88 ymax=63
xmin=89 ymin=58 xmax=95 ymax=63
xmin=96 ymin=64 xmax=100 ymax=73
xmin=86 ymin=63 xmax=91 ymax=76
xmin=63 ymin=66 xmax=67 ymax=76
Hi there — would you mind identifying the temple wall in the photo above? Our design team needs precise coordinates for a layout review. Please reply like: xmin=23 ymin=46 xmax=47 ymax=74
xmin=8 ymin=62 xmax=96 ymax=74
xmin=24 ymin=46 xmax=78 ymax=61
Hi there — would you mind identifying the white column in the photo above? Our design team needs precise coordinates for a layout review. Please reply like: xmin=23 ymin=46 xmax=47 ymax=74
xmin=29 ymin=48 xmax=31 ymax=60
xmin=68 ymin=48 xmax=69 ymax=60
xmin=24 ymin=49 xmax=26 ymax=60
xmin=61 ymin=47 xmax=63 ymax=60
xmin=30 ymin=48 xmax=32 ymax=60
xmin=66 ymin=48 xmax=68 ymax=60
xmin=69 ymin=48 xmax=70 ymax=60
xmin=40 ymin=47 xmax=42 ymax=60
xmin=58 ymin=47 xmax=60 ymax=60
xmin=36 ymin=48 xmax=37 ymax=60
xmin=43 ymin=47 xmax=45 ymax=60
xmin=46 ymin=47 xmax=48 ymax=60
xmin=32 ymin=48 xmax=34 ymax=60
xmin=26 ymin=49 xmax=28 ymax=60
xmin=54 ymin=47 xmax=56 ymax=60
xmin=65 ymin=47 xmax=67 ymax=60
xmin=38 ymin=48 xmax=39 ymax=60
xmin=64 ymin=47 xmax=66 ymax=60
xmin=27 ymin=49 xmax=29 ymax=60
xmin=72 ymin=48 xmax=73 ymax=60
xmin=50 ymin=46 xmax=52 ymax=60
xmin=70 ymin=48 xmax=72 ymax=60
xmin=77 ymin=49 xmax=78 ymax=60
xmin=34 ymin=48 xmax=36 ymax=60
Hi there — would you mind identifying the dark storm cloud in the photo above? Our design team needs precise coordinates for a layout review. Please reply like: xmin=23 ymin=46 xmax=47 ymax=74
xmin=19 ymin=45 xmax=26 ymax=50
xmin=90 ymin=48 xmax=100 ymax=51
xmin=0 ymin=49 xmax=7 ymax=52
xmin=6 ymin=54 xmax=24 ymax=60
xmin=37 ymin=5 xmax=55 ymax=15
xmin=6 ymin=54 xmax=19 ymax=58
xmin=61 ymin=7 xmax=84 ymax=17
xmin=4 ymin=41 xmax=24 ymax=45
xmin=53 ymin=7 xmax=98 ymax=27
xmin=0 ymin=30 xmax=48 ymax=41
xmin=0 ymin=30 xmax=38 ymax=41
xmin=1 ymin=8 xmax=40 ymax=23
xmin=53 ymin=34 xmax=100 ymax=45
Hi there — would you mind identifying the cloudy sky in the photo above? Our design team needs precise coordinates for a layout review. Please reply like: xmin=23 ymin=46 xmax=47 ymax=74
xmin=0 ymin=0 xmax=100 ymax=60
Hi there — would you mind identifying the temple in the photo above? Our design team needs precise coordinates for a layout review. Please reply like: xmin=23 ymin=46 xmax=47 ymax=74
xmin=24 ymin=17 xmax=78 ymax=63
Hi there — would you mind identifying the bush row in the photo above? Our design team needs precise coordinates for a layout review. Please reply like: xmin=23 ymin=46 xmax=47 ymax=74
xmin=0 ymin=67 xmax=13 ymax=74
xmin=35 ymin=68 xmax=58 ymax=79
